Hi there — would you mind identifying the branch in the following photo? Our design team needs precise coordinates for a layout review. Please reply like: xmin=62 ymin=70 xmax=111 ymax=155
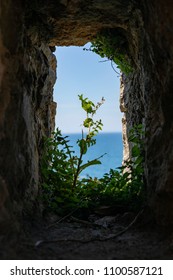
xmin=35 ymin=209 xmax=144 ymax=247
xmin=111 ymin=60 xmax=120 ymax=76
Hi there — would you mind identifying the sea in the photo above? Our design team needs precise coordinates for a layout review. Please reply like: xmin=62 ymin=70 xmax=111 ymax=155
xmin=65 ymin=132 xmax=123 ymax=178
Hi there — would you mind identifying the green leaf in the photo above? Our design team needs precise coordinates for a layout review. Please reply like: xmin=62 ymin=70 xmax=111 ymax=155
xmin=79 ymin=159 xmax=101 ymax=173
xmin=132 ymin=145 xmax=140 ymax=157
xmin=83 ymin=118 xmax=93 ymax=128
xmin=134 ymin=156 xmax=143 ymax=165
xmin=77 ymin=139 xmax=87 ymax=154
xmin=83 ymin=102 xmax=93 ymax=113
xmin=55 ymin=197 xmax=64 ymax=203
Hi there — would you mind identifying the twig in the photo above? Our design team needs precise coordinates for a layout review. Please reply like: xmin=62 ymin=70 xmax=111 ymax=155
xmin=102 ymin=208 xmax=144 ymax=240
xmin=98 ymin=58 xmax=120 ymax=77
xmin=70 ymin=216 xmax=103 ymax=228
xmin=46 ymin=207 xmax=80 ymax=229
xmin=36 ymin=209 xmax=144 ymax=247
xmin=99 ymin=59 xmax=110 ymax=63
xmin=111 ymin=60 xmax=120 ymax=76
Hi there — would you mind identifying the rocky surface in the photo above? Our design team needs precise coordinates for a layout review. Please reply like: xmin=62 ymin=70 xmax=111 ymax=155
xmin=120 ymin=1 xmax=173 ymax=225
xmin=0 ymin=0 xmax=57 ymax=239
xmin=1 ymin=0 xmax=173 ymax=258
xmin=2 ymin=212 xmax=173 ymax=260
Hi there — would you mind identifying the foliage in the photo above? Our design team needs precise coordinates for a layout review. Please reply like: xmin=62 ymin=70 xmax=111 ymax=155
xmin=73 ymin=94 xmax=105 ymax=190
xmin=84 ymin=30 xmax=133 ymax=75
xmin=41 ymin=91 xmax=144 ymax=214
xmin=41 ymin=110 xmax=145 ymax=215
xmin=41 ymin=95 xmax=105 ymax=214
xmin=41 ymin=128 xmax=76 ymax=213
xmin=77 ymin=124 xmax=145 ymax=212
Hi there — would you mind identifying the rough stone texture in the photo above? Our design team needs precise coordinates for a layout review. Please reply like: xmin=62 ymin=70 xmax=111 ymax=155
xmin=119 ymin=75 xmax=130 ymax=163
xmin=1 ymin=0 xmax=173 ymax=247
xmin=142 ymin=0 xmax=173 ymax=225
xmin=25 ymin=0 xmax=135 ymax=46
xmin=120 ymin=0 xmax=173 ymax=225
xmin=0 ymin=0 xmax=57 ymax=243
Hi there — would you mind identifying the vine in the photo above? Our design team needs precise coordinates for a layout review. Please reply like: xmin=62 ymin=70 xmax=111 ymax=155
xmin=84 ymin=29 xmax=133 ymax=75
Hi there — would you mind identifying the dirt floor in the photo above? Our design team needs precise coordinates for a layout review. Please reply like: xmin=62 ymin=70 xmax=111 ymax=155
xmin=2 ymin=208 xmax=173 ymax=260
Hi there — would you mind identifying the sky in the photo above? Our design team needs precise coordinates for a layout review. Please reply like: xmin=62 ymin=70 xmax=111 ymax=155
xmin=53 ymin=43 xmax=122 ymax=133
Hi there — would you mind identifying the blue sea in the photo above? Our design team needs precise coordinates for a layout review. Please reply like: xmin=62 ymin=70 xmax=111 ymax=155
xmin=65 ymin=132 xmax=123 ymax=178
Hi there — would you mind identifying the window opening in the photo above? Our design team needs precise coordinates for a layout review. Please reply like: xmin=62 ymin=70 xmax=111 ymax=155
xmin=53 ymin=43 xmax=123 ymax=178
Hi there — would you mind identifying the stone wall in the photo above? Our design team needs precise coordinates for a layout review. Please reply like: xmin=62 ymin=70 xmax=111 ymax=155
xmin=0 ymin=0 xmax=57 ymax=243
xmin=1 ymin=0 xmax=173 ymax=236
xmin=141 ymin=0 xmax=173 ymax=225
xmin=120 ymin=0 xmax=173 ymax=224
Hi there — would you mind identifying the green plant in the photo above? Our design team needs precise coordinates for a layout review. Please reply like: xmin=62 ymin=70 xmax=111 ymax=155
xmin=41 ymin=129 xmax=76 ymax=212
xmin=73 ymin=94 xmax=105 ymax=190
xmin=75 ymin=124 xmax=145 ymax=212
xmin=41 ymin=95 xmax=105 ymax=213
xmin=84 ymin=30 xmax=133 ymax=75
xmin=42 ymin=116 xmax=145 ymax=214
xmin=99 ymin=124 xmax=145 ymax=211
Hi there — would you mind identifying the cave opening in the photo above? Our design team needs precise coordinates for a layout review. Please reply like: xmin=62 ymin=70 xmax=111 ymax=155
xmin=53 ymin=44 xmax=123 ymax=178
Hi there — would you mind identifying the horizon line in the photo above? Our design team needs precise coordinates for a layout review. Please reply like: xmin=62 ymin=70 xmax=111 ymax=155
xmin=58 ymin=130 xmax=122 ymax=134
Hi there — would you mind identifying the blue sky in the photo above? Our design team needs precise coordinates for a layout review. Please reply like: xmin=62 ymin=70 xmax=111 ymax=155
xmin=53 ymin=43 xmax=122 ymax=133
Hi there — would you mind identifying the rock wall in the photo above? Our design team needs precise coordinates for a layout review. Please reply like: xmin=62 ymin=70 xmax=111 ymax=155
xmin=141 ymin=0 xmax=173 ymax=225
xmin=1 ymin=0 xmax=173 ymax=239
xmin=0 ymin=0 xmax=57 ymax=244
xmin=120 ymin=0 xmax=173 ymax=224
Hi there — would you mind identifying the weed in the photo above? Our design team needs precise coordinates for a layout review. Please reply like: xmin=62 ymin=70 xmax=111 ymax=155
xmin=41 ymin=95 xmax=144 ymax=214
xmin=41 ymin=95 xmax=105 ymax=214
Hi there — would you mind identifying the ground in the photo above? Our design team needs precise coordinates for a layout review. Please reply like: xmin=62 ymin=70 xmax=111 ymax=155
xmin=4 ymin=208 xmax=173 ymax=260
